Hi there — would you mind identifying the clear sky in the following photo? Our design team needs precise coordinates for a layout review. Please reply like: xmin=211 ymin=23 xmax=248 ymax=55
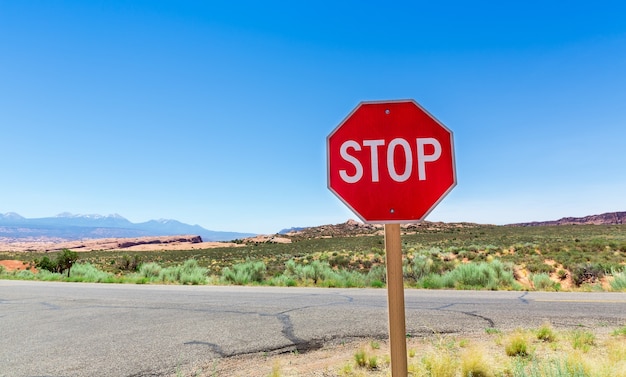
xmin=2 ymin=1 xmax=625 ymax=234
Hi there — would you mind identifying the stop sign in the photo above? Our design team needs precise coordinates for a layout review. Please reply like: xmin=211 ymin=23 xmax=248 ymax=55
xmin=327 ymin=100 xmax=456 ymax=223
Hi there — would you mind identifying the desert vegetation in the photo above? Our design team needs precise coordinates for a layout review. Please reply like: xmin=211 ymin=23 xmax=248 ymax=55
xmin=1 ymin=224 xmax=626 ymax=291
xmin=200 ymin=324 xmax=626 ymax=377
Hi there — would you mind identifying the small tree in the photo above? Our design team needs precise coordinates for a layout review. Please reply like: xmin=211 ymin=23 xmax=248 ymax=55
xmin=36 ymin=256 xmax=58 ymax=272
xmin=56 ymin=249 xmax=79 ymax=277
xmin=36 ymin=249 xmax=79 ymax=277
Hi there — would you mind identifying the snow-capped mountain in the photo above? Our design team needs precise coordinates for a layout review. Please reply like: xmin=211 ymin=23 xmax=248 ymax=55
xmin=0 ymin=212 xmax=255 ymax=241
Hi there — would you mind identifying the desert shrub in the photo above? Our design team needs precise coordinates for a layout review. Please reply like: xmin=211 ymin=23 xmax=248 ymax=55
xmin=36 ymin=270 xmax=64 ymax=281
xmin=536 ymin=323 xmax=557 ymax=342
xmin=571 ymin=330 xmax=595 ymax=352
xmin=158 ymin=265 xmax=182 ymax=282
xmin=268 ymin=275 xmax=297 ymax=287
xmin=329 ymin=254 xmax=350 ymax=268
xmin=15 ymin=269 xmax=36 ymax=279
xmin=332 ymin=269 xmax=367 ymax=288
xmin=366 ymin=265 xmax=386 ymax=287
xmin=532 ymin=273 xmax=558 ymax=291
xmin=526 ymin=260 xmax=554 ymax=275
xmin=422 ymin=348 xmax=458 ymax=377
xmin=419 ymin=273 xmax=446 ymax=289
xmin=442 ymin=260 xmax=517 ymax=290
xmin=139 ymin=262 xmax=163 ymax=279
xmin=178 ymin=259 xmax=209 ymax=285
xmin=148 ymin=259 xmax=209 ymax=284
xmin=70 ymin=263 xmax=114 ymax=282
xmin=571 ymin=263 xmax=605 ymax=286
xmin=284 ymin=259 xmax=333 ymax=285
xmin=117 ymin=254 xmax=142 ymax=272
xmin=221 ymin=260 xmax=266 ymax=285
xmin=460 ymin=346 xmax=492 ymax=377
xmin=302 ymin=260 xmax=333 ymax=284
xmin=610 ymin=268 xmax=626 ymax=292
xmin=505 ymin=331 xmax=530 ymax=357
xmin=404 ymin=253 xmax=433 ymax=281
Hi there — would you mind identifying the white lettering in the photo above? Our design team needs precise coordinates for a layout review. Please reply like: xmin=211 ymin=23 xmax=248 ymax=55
xmin=387 ymin=138 xmax=412 ymax=182
xmin=363 ymin=139 xmax=385 ymax=182
xmin=337 ymin=137 xmax=443 ymax=183
xmin=339 ymin=140 xmax=363 ymax=183
xmin=416 ymin=138 xmax=442 ymax=181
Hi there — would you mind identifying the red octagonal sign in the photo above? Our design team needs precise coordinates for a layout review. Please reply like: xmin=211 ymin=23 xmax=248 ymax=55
xmin=327 ymin=100 xmax=456 ymax=223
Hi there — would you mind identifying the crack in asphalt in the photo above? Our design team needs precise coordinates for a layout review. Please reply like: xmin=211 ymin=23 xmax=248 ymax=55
xmin=433 ymin=303 xmax=496 ymax=328
xmin=40 ymin=301 xmax=62 ymax=310
xmin=183 ymin=292 xmax=357 ymax=358
xmin=183 ymin=340 xmax=225 ymax=356
xmin=518 ymin=291 xmax=530 ymax=304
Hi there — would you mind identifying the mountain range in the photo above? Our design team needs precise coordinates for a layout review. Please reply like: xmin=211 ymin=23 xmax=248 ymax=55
xmin=0 ymin=212 xmax=255 ymax=242
xmin=1 ymin=211 xmax=624 ymax=244
xmin=509 ymin=211 xmax=626 ymax=226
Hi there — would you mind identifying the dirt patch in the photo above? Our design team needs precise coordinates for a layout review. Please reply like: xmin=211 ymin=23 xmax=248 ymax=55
xmin=173 ymin=338 xmax=390 ymax=377
xmin=0 ymin=259 xmax=36 ymax=272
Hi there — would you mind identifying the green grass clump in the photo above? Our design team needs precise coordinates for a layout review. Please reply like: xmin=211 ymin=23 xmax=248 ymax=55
xmin=460 ymin=346 xmax=492 ymax=377
xmin=420 ymin=348 xmax=458 ymax=377
xmin=485 ymin=328 xmax=502 ymax=335
xmin=139 ymin=262 xmax=162 ymax=279
xmin=69 ymin=263 xmax=115 ymax=283
xmin=155 ymin=259 xmax=208 ymax=285
xmin=505 ymin=331 xmax=530 ymax=357
xmin=354 ymin=349 xmax=367 ymax=368
xmin=367 ymin=356 xmax=378 ymax=370
xmin=439 ymin=259 xmax=518 ymax=290
xmin=536 ymin=323 xmax=557 ymax=343
xmin=221 ymin=260 xmax=266 ymax=285
xmin=532 ymin=273 xmax=558 ymax=291
xmin=612 ymin=325 xmax=626 ymax=337
xmin=403 ymin=253 xmax=434 ymax=281
xmin=137 ymin=259 xmax=208 ymax=284
xmin=15 ymin=269 xmax=36 ymax=280
xmin=512 ymin=357 xmax=589 ymax=377
xmin=36 ymin=270 xmax=64 ymax=281
xmin=571 ymin=330 xmax=595 ymax=352
xmin=611 ymin=269 xmax=626 ymax=292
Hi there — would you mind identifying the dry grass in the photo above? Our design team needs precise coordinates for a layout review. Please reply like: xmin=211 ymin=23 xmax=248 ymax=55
xmin=171 ymin=325 xmax=626 ymax=377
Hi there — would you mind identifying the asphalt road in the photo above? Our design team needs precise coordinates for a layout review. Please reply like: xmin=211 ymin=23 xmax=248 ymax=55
xmin=2 ymin=280 xmax=626 ymax=377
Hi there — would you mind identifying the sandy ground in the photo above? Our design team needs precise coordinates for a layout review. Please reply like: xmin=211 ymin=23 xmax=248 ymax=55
xmin=0 ymin=236 xmax=244 ymax=252
xmin=0 ymin=259 xmax=35 ymax=271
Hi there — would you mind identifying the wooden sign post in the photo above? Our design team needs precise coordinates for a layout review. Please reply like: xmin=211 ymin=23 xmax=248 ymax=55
xmin=384 ymin=223 xmax=407 ymax=376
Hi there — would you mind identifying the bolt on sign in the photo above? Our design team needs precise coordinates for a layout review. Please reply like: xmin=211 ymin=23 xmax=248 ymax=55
xmin=327 ymin=99 xmax=456 ymax=377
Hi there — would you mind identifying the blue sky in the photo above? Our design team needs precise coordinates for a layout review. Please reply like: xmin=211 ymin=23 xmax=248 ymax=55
xmin=2 ymin=1 xmax=625 ymax=234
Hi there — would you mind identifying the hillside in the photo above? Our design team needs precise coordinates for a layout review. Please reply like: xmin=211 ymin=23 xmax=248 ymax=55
xmin=279 ymin=218 xmax=481 ymax=239
xmin=510 ymin=211 xmax=626 ymax=226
